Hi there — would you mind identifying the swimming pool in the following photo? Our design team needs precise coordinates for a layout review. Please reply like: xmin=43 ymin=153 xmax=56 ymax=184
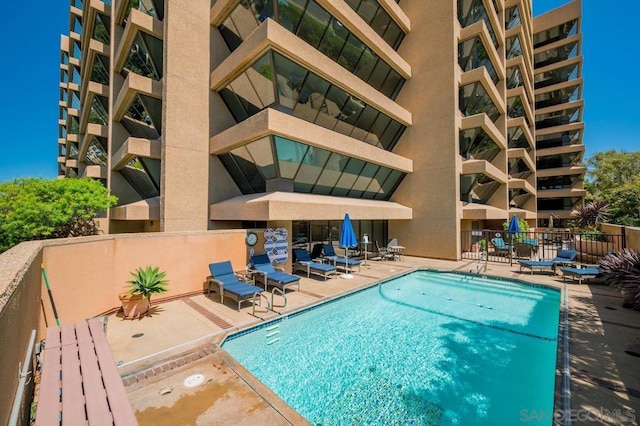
xmin=222 ymin=270 xmax=561 ymax=425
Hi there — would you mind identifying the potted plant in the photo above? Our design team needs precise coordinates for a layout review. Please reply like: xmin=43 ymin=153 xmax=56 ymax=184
xmin=119 ymin=266 xmax=169 ymax=319
xmin=599 ymin=250 xmax=640 ymax=308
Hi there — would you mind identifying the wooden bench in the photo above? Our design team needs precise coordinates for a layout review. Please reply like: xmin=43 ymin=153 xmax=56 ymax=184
xmin=35 ymin=317 xmax=137 ymax=425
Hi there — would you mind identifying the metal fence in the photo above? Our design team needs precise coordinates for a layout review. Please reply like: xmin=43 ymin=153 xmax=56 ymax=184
xmin=461 ymin=229 xmax=626 ymax=265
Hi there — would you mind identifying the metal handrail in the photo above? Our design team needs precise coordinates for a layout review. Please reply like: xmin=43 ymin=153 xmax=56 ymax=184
xmin=252 ymin=292 xmax=270 ymax=317
xmin=271 ymin=287 xmax=287 ymax=309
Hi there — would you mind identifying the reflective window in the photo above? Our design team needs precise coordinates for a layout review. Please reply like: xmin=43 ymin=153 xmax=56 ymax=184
xmin=505 ymin=6 xmax=520 ymax=30
xmin=534 ymin=63 xmax=578 ymax=89
xmin=508 ymin=158 xmax=532 ymax=179
xmin=219 ymin=51 xmax=406 ymax=151
xmin=536 ymin=130 xmax=580 ymax=150
xmin=73 ymin=16 xmax=83 ymax=34
xmin=69 ymin=143 xmax=79 ymax=160
xmin=537 ymin=175 xmax=578 ymax=190
xmin=505 ymin=35 xmax=522 ymax=59
xmin=218 ymin=135 xmax=406 ymax=200
xmin=506 ymin=66 xmax=523 ymax=89
xmin=123 ymin=32 xmax=163 ymax=80
xmin=293 ymin=219 xmax=388 ymax=251
xmin=460 ymin=174 xmax=500 ymax=204
xmin=123 ymin=94 xmax=161 ymax=139
xmin=344 ymin=0 xmax=405 ymax=49
xmin=538 ymin=197 xmax=580 ymax=211
xmin=93 ymin=13 xmax=110 ymax=44
xmin=69 ymin=116 xmax=80 ymax=134
xmin=71 ymin=67 xmax=82 ymax=85
xmin=119 ymin=157 xmax=160 ymax=199
xmin=459 ymin=127 xmax=501 ymax=161
xmin=71 ymin=91 xmax=81 ymax=109
xmin=509 ymin=188 xmax=531 ymax=208
xmin=124 ymin=0 xmax=164 ymax=23
xmin=508 ymin=126 xmax=530 ymax=150
xmin=533 ymin=20 xmax=577 ymax=49
xmin=457 ymin=0 xmax=499 ymax=48
xmin=534 ymin=41 xmax=578 ymax=68
xmin=218 ymin=0 xmax=405 ymax=99
xmin=458 ymin=37 xmax=499 ymax=84
xmin=63 ymin=52 xmax=69 ymax=65
xmin=85 ymin=136 xmax=108 ymax=166
xmin=537 ymin=152 xmax=581 ymax=169
xmin=459 ymin=82 xmax=500 ymax=122
xmin=507 ymin=95 xmax=529 ymax=126
xmin=72 ymin=0 xmax=83 ymax=9
xmin=90 ymin=54 xmax=110 ymax=85
xmin=535 ymin=106 xmax=580 ymax=129
xmin=89 ymin=96 xmax=109 ymax=125
xmin=535 ymin=84 xmax=579 ymax=109
xmin=72 ymin=41 xmax=82 ymax=60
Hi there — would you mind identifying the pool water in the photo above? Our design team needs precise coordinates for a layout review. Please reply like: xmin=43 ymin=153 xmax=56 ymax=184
xmin=222 ymin=271 xmax=561 ymax=425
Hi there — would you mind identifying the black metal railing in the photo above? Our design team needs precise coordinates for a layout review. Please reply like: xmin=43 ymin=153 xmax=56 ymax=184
xmin=461 ymin=229 xmax=625 ymax=265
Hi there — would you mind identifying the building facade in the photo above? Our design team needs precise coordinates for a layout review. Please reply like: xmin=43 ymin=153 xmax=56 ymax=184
xmin=57 ymin=0 xmax=584 ymax=260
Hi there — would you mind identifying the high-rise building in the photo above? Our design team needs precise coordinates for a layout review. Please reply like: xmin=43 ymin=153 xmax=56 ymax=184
xmin=57 ymin=0 xmax=584 ymax=260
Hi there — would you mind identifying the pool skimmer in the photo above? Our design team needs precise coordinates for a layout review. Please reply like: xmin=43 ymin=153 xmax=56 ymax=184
xmin=183 ymin=374 xmax=205 ymax=388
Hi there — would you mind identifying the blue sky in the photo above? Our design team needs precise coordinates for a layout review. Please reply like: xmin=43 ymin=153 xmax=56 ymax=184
xmin=0 ymin=1 xmax=637 ymax=183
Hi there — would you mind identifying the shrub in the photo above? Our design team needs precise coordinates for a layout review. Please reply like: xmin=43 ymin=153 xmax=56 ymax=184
xmin=599 ymin=249 xmax=640 ymax=291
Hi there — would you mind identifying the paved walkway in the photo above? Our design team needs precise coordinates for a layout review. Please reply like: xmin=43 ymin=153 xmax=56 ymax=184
xmin=104 ymin=257 xmax=640 ymax=425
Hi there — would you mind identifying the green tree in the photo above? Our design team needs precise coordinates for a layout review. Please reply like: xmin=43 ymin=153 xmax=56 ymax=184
xmin=585 ymin=150 xmax=640 ymax=227
xmin=0 ymin=178 xmax=117 ymax=253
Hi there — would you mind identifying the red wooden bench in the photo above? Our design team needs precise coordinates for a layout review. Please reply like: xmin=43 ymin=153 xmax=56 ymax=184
xmin=35 ymin=317 xmax=137 ymax=425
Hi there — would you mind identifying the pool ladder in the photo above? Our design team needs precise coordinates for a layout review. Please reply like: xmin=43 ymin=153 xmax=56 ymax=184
xmin=265 ymin=324 xmax=280 ymax=345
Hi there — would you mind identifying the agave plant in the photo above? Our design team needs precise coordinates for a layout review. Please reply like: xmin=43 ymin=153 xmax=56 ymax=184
xmin=599 ymin=249 xmax=640 ymax=291
xmin=571 ymin=200 xmax=611 ymax=229
xmin=126 ymin=266 xmax=169 ymax=301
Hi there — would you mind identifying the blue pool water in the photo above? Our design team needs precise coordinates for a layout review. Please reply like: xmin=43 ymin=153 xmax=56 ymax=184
xmin=222 ymin=271 xmax=561 ymax=425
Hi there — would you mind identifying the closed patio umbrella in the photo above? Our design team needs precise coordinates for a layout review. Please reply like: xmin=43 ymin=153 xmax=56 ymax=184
xmin=508 ymin=214 xmax=520 ymax=265
xmin=339 ymin=213 xmax=357 ymax=279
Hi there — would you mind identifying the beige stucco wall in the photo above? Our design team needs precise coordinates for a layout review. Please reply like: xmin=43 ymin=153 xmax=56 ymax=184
xmin=601 ymin=224 xmax=640 ymax=253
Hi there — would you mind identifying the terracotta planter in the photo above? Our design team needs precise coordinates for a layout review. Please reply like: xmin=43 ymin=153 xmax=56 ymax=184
xmin=119 ymin=293 xmax=150 ymax=319
xmin=621 ymin=287 xmax=640 ymax=309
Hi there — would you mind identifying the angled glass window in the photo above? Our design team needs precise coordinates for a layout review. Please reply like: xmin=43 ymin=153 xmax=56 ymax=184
xmin=536 ymin=130 xmax=580 ymax=150
xmin=71 ymin=67 xmax=82 ymax=85
xmin=60 ymin=107 xmax=68 ymax=120
xmin=535 ymin=106 xmax=580 ymax=129
xmin=537 ymin=175 xmax=579 ymax=190
xmin=124 ymin=0 xmax=164 ymax=23
xmin=509 ymin=188 xmax=531 ymax=208
xmin=68 ymin=168 xmax=78 ymax=177
xmin=72 ymin=0 xmax=83 ymax=10
xmin=534 ymin=63 xmax=578 ymax=89
xmin=123 ymin=32 xmax=163 ymax=80
xmin=533 ymin=19 xmax=577 ymax=49
xmin=218 ymin=0 xmax=405 ymax=99
xmin=90 ymin=54 xmax=110 ymax=85
xmin=85 ymin=136 xmax=108 ymax=166
xmin=535 ymin=84 xmax=579 ymax=109
xmin=505 ymin=6 xmax=520 ymax=30
xmin=505 ymin=35 xmax=522 ymax=59
xmin=218 ymin=135 xmax=405 ymax=200
xmin=457 ymin=0 xmax=498 ymax=48
xmin=459 ymin=82 xmax=500 ymax=122
xmin=63 ymin=52 xmax=69 ymax=65
xmin=119 ymin=156 xmax=160 ymax=199
xmin=219 ymin=51 xmax=406 ymax=151
xmin=460 ymin=173 xmax=499 ymax=204
xmin=538 ymin=197 xmax=580 ymax=211
xmin=344 ymin=0 xmax=405 ymax=49
xmin=534 ymin=41 xmax=578 ymax=68
xmin=508 ymin=126 xmax=530 ymax=150
xmin=507 ymin=95 xmax=529 ymax=126
xmin=508 ymin=158 xmax=532 ymax=179
xmin=73 ymin=16 xmax=83 ymax=35
xmin=537 ymin=152 xmax=582 ymax=169
xmin=89 ymin=95 xmax=109 ymax=125
xmin=62 ymin=70 xmax=69 ymax=83
xmin=69 ymin=116 xmax=80 ymax=134
xmin=458 ymin=36 xmax=498 ymax=84
xmin=506 ymin=65 xmax=523 ymax=89
xmin=92 ymin=13 xmax=111 ymax=45
xmin=122 ymin=94 xmax=161 ymax=139
xmin=459 ymin=127 xmax=500 ymax=161
xmin=60 ymin=89 xmax=68 ymax=102
xmin=69 ymin=143 xmax=79 ymax=160
xmin=71 ymin=91 xmax=81 ymax=109
xmin=72 ymin=41 xmax=82 ymax=60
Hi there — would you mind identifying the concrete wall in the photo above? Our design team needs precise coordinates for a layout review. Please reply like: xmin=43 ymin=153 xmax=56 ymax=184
xmin=602 ymin=224 xmax=640 ymax=252
xmin=0 ymin=242 xmax=43 ymax=426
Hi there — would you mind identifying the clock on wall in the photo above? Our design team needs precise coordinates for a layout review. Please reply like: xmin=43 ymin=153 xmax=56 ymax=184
xmin=245 ymin=232 xmax=258 ymax=247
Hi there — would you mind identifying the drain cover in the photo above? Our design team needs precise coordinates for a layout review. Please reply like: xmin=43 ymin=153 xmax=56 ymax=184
xmin=604 ymin=306 xmax=617 ymax=310
xmin=184 ymin=374 xmax=205 ymax=388
xmin=132 ymin=333 xmax=144 ymax=338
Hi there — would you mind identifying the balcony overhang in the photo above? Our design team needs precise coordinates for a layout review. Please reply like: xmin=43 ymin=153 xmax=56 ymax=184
xmin=536 ymin=121 xmax=584 ymax=137
xmin=79 ymin=123 xmax=108 ymax=160
xmin=536 ymin=99 xmax=583 ymax=118
xmin=111 ymin=197 xmax=160 ymax=221
xmin=210 ymin=191 xmax=412 ymax=221
xmin=80 ymin=81 xmax=109 ymax=134
xmin=461 ymin=159 xmax=507 ymax=184
xmin=535 ymin=77 xmax=583 ymax=97
xmin=508 ymin=147 xmax=536 ymax=172
xmin=66 ymin=159 xmax=79 ymax=168
xmin=210 ymin=108 xmax=412 ymax=173
xmin=113 ymin=73 xmax=163 ymax=121
xmin=112 ymin=137 xmax=162 ymax=170
xmin=507 ymin=117 xmax=534 ymax=150
xmin=114 ymin=9 xmax=164 ymax=73
xmin=506 ymin=86 xmax=534 ymax=128
xmin=82 ymin=165 xmax=107 ymax=179
xmin=210 ymin=19 xmax=411 ymax=126
xmin=508 ymin=177 xmax=536 ymax=195
xmin=537 ymin=188 xmax=586 ymax=198
xmin=537 ymin=165 xmax=586 ymax=178
xmin=460 ymin=67 xmax=505 ymax=115
xmin=533 ymin=0 xmax=581 ymax=34
xmin=534 ymin=55 xmax=582 ymax=78
xmin=80 ymin=0 xmax=111 ymax=59
xmin=461 ymin=204 xmax=508 ymax=220
xmin=459 ymin=19 xmax=504 ymax=81
xmin=536 ymin=142 xmax=584 ymax=158
xmin=460 ymin=114 xmax=506 ymax=150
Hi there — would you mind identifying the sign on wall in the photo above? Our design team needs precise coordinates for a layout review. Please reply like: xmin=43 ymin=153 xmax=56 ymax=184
xmin=264 ymin=228 xmax=289 ymax=263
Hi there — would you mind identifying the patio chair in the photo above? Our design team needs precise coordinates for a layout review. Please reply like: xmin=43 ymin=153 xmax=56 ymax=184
xmin=292 ymin=248 xmax=338 ymax=280
xmin=490 ymin=237 xmax=513 ymax=256
xmin=518 ymin=249 xmax=579 ymax=275
xmin=207 ymin=261 xmax=266 ymax=310
xmin=375 ymin=241 xmax=395 ymax=261
xmin=249 ymin=254 xmax=300 ymax=292
xmin=560 ymin=265 xmax=602 ymax=285
xmin=322 ymin=244 xmax=361 ymax=273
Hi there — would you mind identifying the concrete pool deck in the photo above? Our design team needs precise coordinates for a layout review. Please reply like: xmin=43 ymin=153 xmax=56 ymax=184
xmin=104 ymin=257 xmax=640 ymax=425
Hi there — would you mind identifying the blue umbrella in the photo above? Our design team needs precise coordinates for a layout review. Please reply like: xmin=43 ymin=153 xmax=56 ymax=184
xmin=339 ymin=213 xmax=357 ymax=278
xmin=507 ymin=215 xmax=520 ymax=265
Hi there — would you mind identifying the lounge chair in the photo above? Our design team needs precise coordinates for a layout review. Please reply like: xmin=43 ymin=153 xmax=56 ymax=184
xmin=518 ymin=249 xmax=579 ymax=275
xmin=560 ymin=265 xmax=601 ymax=284
xmin=491 ymin=237 xmax=513 ymax=255
xmin=322 ymin=244 xmax=361 ymax=273
xmin=207 ymin=261 xmax=266 ymax=310
xmin=292 ymin=248 xmax=338 ymax=280
xmin=375 ymin=241 xmax=395 ymax=261
xmin=249 ymin=254 xmax=300 ymax=292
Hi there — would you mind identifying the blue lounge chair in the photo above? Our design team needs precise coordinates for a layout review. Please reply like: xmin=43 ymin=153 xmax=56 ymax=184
xmin=322 ymin=244 xmax=361 ymax=273
xmin=250 ymin=254 xmax=300 ymax=292
xmin=292 ymin=248 xmax=338 ymax=280
xmin=207 ymin=261 xmax=266 ymax=310
xmin=518 ymin=249 xmax=579 ymax=275
xmin=560 ymin=265 xmax=601 ymax=284
xmin=491 ymin=237 xmax=513 ymax=255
